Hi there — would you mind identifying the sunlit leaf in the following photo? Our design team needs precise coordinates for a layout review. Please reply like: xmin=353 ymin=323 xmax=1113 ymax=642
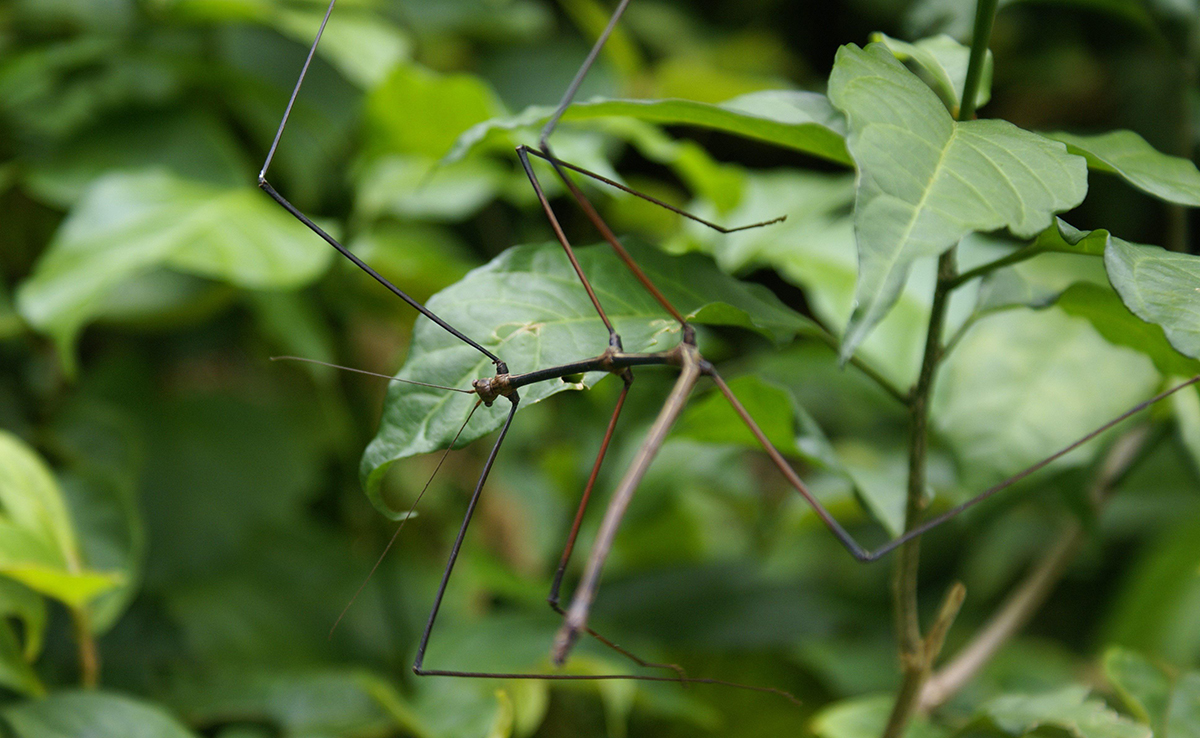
xmin=3 ymin=691 xmax=198 ymax=738
xmin=1105 ymin=238 xmax=1200 ymax=359
xmin=362 ymin=241 xmax=817 ymax=518
xmin=445 ymin=91 xmax=851 ymax=167
xmin=1053 ymin=130 xmax=1200 ymax=206
xmin=15 ymin=170 xmax=333 ymax=374
xmin=828 ymin=43 xmax=1087 ymax=361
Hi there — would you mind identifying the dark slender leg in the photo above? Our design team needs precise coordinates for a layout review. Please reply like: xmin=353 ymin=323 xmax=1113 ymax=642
xmin=522 ymin=147 xmax=786 ymax=235
xmin=539 ymin=0 xmax=634 ymax=151
xmin=705 ymin=369 xmax=1200 ymax=563
xmin=257 ymin=0 xmax=501 ymax=366
xmin=410 ymin=391 xmax=793 ymax=703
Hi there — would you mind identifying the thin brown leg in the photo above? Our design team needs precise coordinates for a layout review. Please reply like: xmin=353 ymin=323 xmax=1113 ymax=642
xmin=522 ymin=146 xmax=786 ymax=234
xmin=517 ymin=147 xmax=618 ymax=343
xmin=551 ymin=349 xmax=703 ymax=665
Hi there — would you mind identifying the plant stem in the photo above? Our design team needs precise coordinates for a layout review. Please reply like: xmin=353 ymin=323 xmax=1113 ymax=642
xmin=947 ymin=243 xmax=1043 ymax=289
xmin=70 ymin=606 xmax=99 ymax=689
xmin=881 ymin=249 xmax=957 ymax=738
xmin=918 ymin=426 xmax=1152 ymax=710
xmin=958 ymin=0 xmax=999 ymax=121
xmin=880 ymin=3 xmax=999 ymax=732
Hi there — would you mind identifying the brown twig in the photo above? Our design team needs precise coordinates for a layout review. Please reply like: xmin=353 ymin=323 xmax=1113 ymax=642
xmin=918 ymin=426 xmax=1152 ymax=710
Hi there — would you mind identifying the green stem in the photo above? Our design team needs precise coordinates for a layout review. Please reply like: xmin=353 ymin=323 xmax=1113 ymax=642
xmin=881 ymin=3 xmax=999 ymax=733
xmin=881 ymin=250 xmax=957 ymax=738
xmin=70 ymin=606 xmax=99 ymax=689
xmin=947 ymin=243 xmax=1043 ymax=289
xmin=958 ymin=0 xmax=999 ymax=121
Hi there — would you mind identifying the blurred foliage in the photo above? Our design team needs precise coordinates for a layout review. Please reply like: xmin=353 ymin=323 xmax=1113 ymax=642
xmin=1 ymin=0 xmax=1200 ymax=737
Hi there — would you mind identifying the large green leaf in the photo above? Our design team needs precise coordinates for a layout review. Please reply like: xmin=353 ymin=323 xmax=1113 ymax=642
xmin=361 ymin=241 xmax=816 ymax=518
xmin=1053 ymin=130 xmax=1200 ymax=206
xmin=0 ymin=432 xmax=123 ymax=608
xmin=444 ymin=90 xmax=852 ymax=167
xmin=827 ymin=43 xmax=1088 ymax=361
xmin=933 ymin=307 xmax=1159 ymax=485
xmin=1105 ymin=238 xmax=1200 ymax=359
xmin=3 ymin=691 xmax=199 ymax=738
xmin=15 ymin=170 xmax=333 ymax=374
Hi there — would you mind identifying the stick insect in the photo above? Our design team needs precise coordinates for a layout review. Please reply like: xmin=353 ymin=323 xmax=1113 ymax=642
xmin=259 ymin=0 xmax=1200 ymax=702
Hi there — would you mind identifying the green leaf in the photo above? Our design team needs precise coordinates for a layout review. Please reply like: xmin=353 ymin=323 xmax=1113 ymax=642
xmin=1104 ymin=648 xmax=1172 ymax=733
xmin=0 ymin=431 xmax=124 ymax=608
xmin=1052 ymin=130 xmax=1200 ymax=206
xmin=445 ymin=91 xmax=852 ymax=167
xmin=979 ymin=686 xmax=1152 ymax=738
xmin=1169 ymin=673 xmax=1200 ymax=738
xmin=361 ymin=241 xmax=817 ymax=519
xmin=675 ymin=169 xmax=934 ymax=388
xmin=3 ymin=691 xmax=199 ymax=738
xmin=0 ymin=578 xmax=45 ymax=662
xmin=871 ymin=33 xmax=993 ymax=114
xmin=1172 ymin=380 xmax=1200 ymax=475
xmin=1104 ymin=514 xmax=1200 ymax=666
xmin=355 ymin=155 xmax=507 ymax=222
xmin=0 ymin=619 xmax=43 ymax=697
xmin=1056 ymin=282 xmax=1200 ymax=377
xmin=15 ymin=170 xmax=333 ymax=374
xmin=167 ymin=668 xmax=415 ymax=738
xmin=827 ymin=43 xmax=1087 ymax=361
xmin=933 ymin=307 xmax=1160 ymax=485
xmin=812 ymin=694 xmax=947 ymax=738
xmin=22 ymin=109 xmax=251 ymax=208
xmin=1105 ymin=238 xmax=1200 ymax=359
xmin=365 ymin=64 xmax=505 ymax=159
xmin=673 ymin=374 xmax=842 ymax=472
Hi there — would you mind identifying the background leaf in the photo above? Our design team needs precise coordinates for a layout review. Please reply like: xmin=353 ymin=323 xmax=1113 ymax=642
xmin=15 ymin=171 xmax=333 ymax=373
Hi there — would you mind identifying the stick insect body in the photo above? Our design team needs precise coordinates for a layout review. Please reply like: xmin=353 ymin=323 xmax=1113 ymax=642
xmin=259 ymin=0 xmax=1200 ymax=701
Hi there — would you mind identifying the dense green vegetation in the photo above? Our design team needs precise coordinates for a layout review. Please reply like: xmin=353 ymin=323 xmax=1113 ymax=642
xmin=2 ymin=0 xmax=1200 ymax=736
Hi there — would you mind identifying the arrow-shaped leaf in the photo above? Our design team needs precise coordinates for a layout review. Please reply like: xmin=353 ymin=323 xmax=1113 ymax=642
xmin=828 ymin=43 xmax=1087 ymax=361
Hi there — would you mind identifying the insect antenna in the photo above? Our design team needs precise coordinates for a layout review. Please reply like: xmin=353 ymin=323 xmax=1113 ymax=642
xmin=329 ymin=399 xmax=484 ymax=637
xmin=269 ymin=356 xmax=475 ymax=394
